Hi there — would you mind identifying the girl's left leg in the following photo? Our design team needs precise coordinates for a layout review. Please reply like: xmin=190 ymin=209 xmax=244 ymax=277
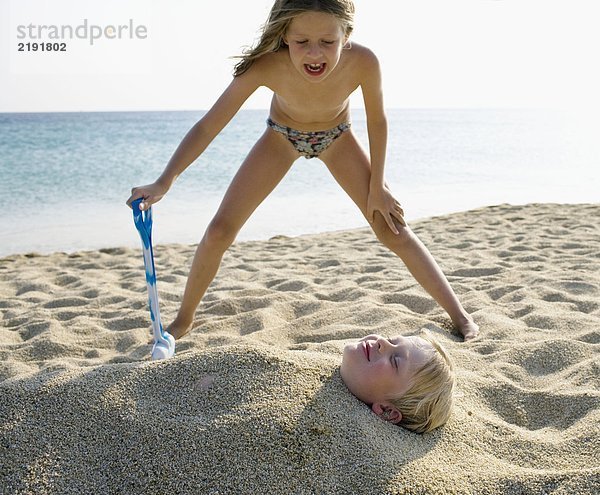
xmin=319 ymin=131 xmax=479 ymax=340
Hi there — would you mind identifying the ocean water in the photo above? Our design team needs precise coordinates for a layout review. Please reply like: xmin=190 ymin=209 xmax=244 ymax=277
xmin=0 ymin=108 xmax=598 ymax=256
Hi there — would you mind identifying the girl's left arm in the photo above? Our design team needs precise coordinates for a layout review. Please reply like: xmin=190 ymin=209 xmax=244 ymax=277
xmin=360 ymin=49 xmax=405 ymax=234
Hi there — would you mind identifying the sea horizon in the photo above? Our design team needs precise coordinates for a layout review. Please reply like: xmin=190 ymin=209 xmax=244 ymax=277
xmin=1 ymin=107 xmax=598 ymax=257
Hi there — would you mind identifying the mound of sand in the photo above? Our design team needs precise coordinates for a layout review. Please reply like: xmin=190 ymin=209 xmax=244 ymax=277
xmin=1 ymin=203 xmax=599 ymax=494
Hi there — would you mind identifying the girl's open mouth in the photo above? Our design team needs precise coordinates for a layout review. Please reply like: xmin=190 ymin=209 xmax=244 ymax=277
xmin=304 ymin=63 xmax=326 ymax=76
xmin=363 ymin=341 xmax=370 ymax=361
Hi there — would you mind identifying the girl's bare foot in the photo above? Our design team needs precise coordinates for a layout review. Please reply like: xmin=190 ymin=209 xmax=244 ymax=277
xmin=166 ymin=317 xmax=193 ymax=340
xmin=456 ymin=318 xmax=479 ymax=341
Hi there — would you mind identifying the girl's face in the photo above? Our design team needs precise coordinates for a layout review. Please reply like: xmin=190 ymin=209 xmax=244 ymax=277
xmin=284 ymin=11 xmax=348 ymax=82
xmin=340 ymin=334 xmax=434 ymax=405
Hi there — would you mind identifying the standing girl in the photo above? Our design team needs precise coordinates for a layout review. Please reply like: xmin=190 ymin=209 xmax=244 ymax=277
xmin=127 ymin=0 xmax=479 ymax=341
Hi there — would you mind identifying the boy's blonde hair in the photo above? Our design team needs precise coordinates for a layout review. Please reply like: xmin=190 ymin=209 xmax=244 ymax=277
xmin=390 ymin=330 xmax=456 ymax=433
xmin=233 ymin=0 xmax=355 ymax=77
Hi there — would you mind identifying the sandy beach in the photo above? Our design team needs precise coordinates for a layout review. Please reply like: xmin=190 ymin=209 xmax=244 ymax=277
xmin=1 ymin=203 xmax=599 ymax=494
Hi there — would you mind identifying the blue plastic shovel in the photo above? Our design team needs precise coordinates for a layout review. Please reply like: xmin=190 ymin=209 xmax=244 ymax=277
xmin=132 ymin=198 xmax=175 ymax=360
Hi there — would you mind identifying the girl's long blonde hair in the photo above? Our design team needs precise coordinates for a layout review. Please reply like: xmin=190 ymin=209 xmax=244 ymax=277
xmin=233 ymin=0 xmax=355 ymax=77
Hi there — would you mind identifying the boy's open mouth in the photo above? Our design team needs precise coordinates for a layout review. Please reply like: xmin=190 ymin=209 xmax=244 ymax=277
xmin=304 ymin=63 xmax=326 ymax=76
xmin=363 ymin=341 xmax=370 ymax=361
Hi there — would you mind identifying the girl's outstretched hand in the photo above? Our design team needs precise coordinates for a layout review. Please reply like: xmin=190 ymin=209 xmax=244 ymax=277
xmin=126 ymin=180 xmax=170 ymax=211
xmin=367 ymin=185 xmax=406 ymax=235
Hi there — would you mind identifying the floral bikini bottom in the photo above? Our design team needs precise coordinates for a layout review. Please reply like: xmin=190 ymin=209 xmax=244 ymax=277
xmin=267 ymin=118 xmax=351 ymax=159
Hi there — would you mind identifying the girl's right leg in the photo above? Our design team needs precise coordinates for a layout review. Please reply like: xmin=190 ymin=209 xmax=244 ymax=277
xmin=319 ymin=131 xmax=479 ymax=340
xmin=167 ymin=128 xmax=299 ymax=339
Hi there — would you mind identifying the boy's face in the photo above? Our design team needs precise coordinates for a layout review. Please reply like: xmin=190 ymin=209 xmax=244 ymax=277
xmin=340 ymin=334 xmax=434 ymax=405
xmin=284 ymin=11 xmax=347 ymax=82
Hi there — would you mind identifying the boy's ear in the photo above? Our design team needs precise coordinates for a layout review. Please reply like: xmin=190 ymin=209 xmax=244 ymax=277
xmin=371 ymin=402 xmax=402 ymax=424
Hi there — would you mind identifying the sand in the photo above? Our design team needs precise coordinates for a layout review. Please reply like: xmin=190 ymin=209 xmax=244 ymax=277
xmin=1 ymin=203 xmax=599 ymax=494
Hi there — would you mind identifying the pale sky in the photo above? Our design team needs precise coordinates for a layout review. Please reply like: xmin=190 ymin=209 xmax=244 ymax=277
xmin=1 ymin=0 xmax=599 ymax=112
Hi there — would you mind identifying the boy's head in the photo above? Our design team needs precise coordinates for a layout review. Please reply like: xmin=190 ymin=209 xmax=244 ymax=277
xmin=340 ymin=330 xmax=456 ymax=433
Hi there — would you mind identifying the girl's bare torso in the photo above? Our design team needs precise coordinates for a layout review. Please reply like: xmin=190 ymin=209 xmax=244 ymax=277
xmin=256 ymin=44 xmax=368 ymax=131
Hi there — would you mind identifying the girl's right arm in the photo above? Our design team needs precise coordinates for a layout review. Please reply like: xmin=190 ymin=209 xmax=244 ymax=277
xmin=126 ymin=69 xmax=261 ymax=210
